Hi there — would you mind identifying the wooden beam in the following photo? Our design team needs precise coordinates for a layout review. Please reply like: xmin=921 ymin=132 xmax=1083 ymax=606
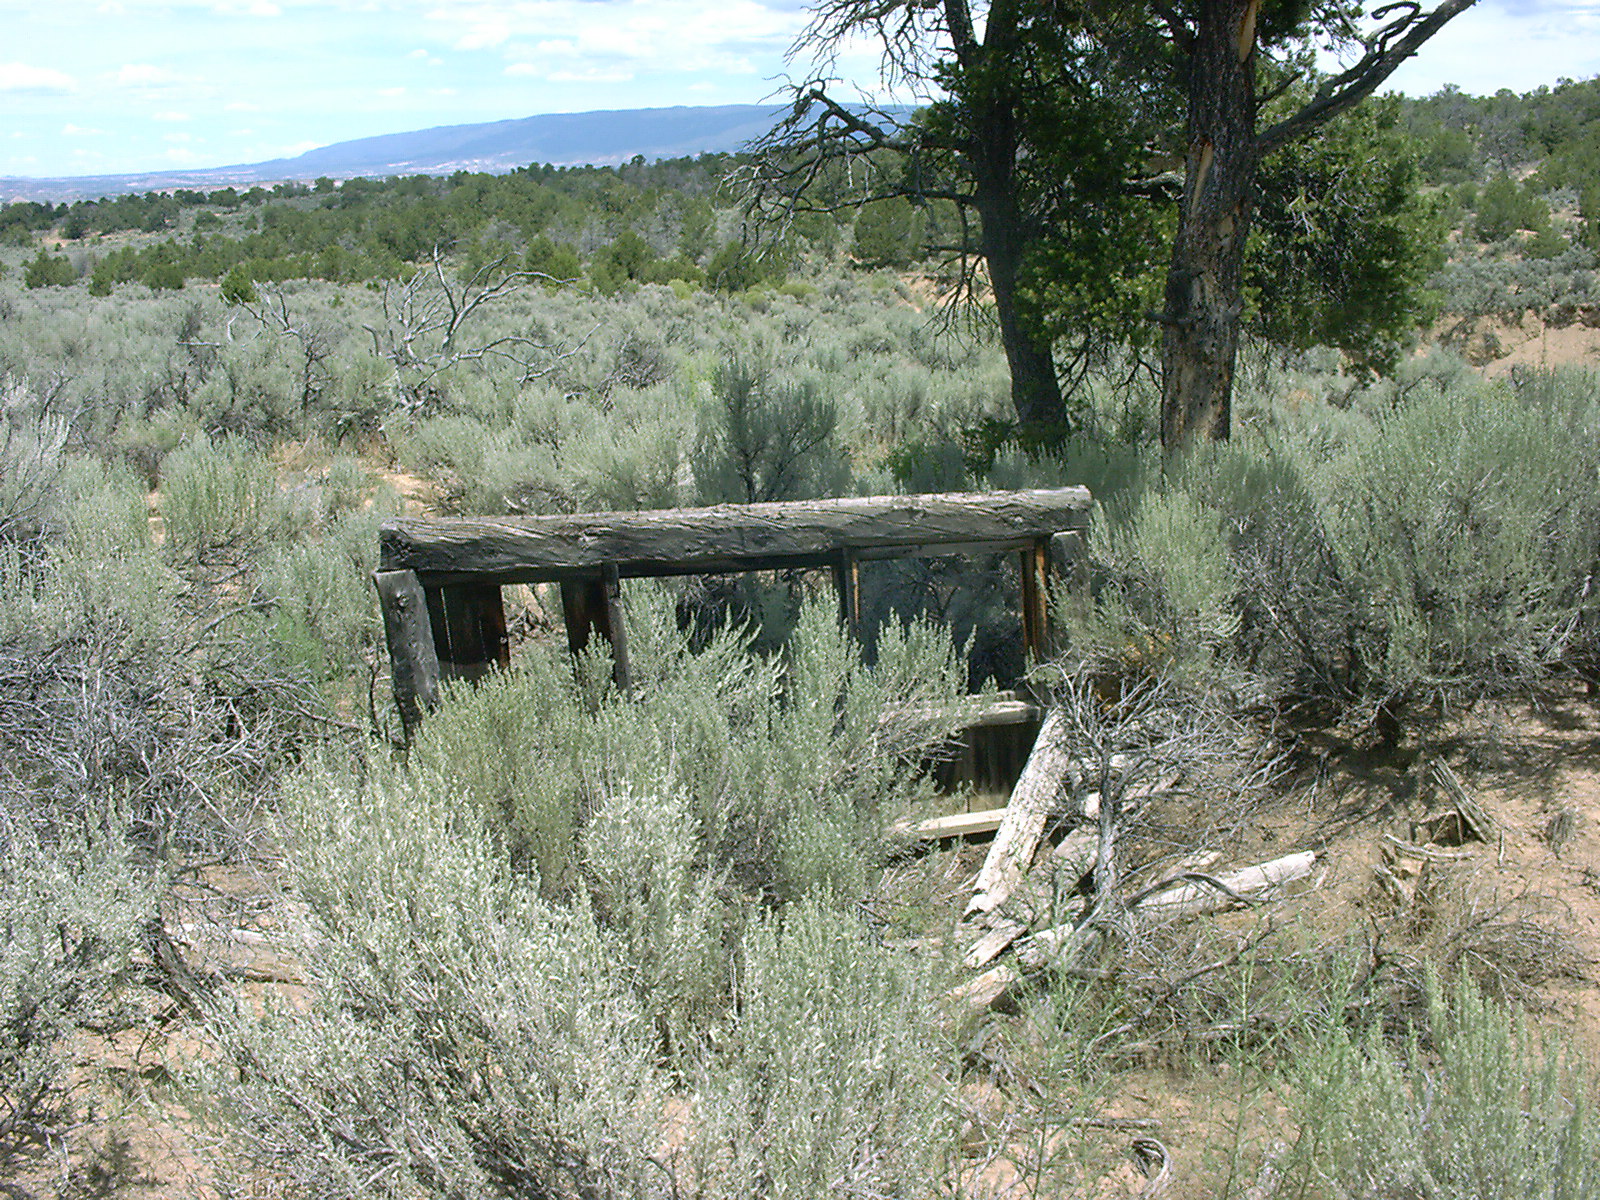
xmin=373 ymin=569 xmax=441 ymax=743
xmin=967 ymin=707 xmax=1078 ymax=918
xmin=379 ymin=488 xmax=1092 ymax=586
xmin=882 ymin=696 xmax=1042 ymax=730
xmin=903 ymin=808 xmax=1008 ymax=841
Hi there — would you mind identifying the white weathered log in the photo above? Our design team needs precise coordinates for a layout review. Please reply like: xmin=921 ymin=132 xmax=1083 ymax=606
xmin=966 ymin=708 xmax=1076 ymax=917
xmin=1134 ymin=851 xmax=1318 ymax=920
xmin=1170 ymin=849 xmax=1223 ymax=874
xmin=1013 ymin=911 xmax=1096 ymax=972
xmin=962 ymin=919 xmax=1027 ymax=970
xmin=950 ymin=964 xmax=1020 ymax=1010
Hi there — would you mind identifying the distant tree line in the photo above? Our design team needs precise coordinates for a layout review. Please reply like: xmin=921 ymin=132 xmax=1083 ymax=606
xmin=4 ymin=154 xmax=824 ymax=301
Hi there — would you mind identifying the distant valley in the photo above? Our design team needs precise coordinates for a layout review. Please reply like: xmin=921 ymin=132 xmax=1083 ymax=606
xmin=0 ymin=104 xmax=853 ymax=202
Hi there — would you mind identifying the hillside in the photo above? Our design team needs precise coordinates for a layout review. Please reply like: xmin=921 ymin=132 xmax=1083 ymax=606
xmin=0 ymin=103 xmax=870 ymax=203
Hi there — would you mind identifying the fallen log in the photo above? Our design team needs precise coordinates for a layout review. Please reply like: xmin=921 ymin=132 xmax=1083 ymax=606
xmin=966 ymin=708 xmax=1075 ymax=917
xmin=966 ymin=757 xmax=1179 ymax=917
xmin=962 ymin=919 xmax=1027 ymax=970
xmin=1046 ymin=772 xmax=1181 ymax=891
xmin=1132 ymin=851 xmax=1318 ymax=920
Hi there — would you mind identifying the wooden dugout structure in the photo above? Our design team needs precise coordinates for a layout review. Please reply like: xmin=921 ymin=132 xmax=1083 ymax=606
xmin=374 ymin=487 xmax=1092 ymax=740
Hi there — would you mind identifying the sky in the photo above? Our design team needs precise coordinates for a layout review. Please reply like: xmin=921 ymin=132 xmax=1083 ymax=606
xmin=1 ymin=0 xmax=1598 ymax=179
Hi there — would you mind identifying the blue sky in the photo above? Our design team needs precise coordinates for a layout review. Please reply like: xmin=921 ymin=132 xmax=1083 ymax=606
xmin=1 ymin=0 xmax=1597 ymax=179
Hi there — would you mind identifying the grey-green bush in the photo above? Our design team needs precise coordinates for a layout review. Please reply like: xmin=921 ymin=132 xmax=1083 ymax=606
xmin=1063 ymin=370 xmax=1600 ymax=727
xmin=202 ymin=593 xmax=970 ymax=1198
xmin=0 ymin=817 xmax=160 ymax=1166
xmin=1275 ymin=971 xmax=1598 ymax=1199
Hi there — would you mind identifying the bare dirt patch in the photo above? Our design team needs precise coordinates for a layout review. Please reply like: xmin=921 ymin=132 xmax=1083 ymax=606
xmin=1440 ymin=306 xmax=1600 ymax=374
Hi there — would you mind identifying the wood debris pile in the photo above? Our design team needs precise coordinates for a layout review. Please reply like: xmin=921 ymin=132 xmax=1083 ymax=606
xmin=908 ymin=702 xmax=1318 ymax=1011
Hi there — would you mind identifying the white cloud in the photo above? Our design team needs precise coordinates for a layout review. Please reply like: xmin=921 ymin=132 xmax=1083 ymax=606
xmin=115 ymin=63 xmax=180 ymax=87
xmin=455 ymin=18 xmax=511 ymax=49
xmin=547 ymin=67 xmax=636 ymax=84
xmin=62 ymin=123 xmax=109 ymax=136
xmin=153 ymin=110 xmax=192 ymax=121
xmin=0 ymin=62 xmax=78 ymax=93
xmin=378 ymin=85 xmax=406 ymax=96
xmin=164 ymin=147 xmax=202 ymax=163
xmin=226 ymin=101 xmax=262 ymax=112
xmin=164 ymin=131 xmax=194 ymax=142
xmin=428 ymin=0 xmax=803 ymax=77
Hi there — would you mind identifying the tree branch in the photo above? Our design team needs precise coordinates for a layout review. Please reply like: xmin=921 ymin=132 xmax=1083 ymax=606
xmin=1257 ymin=0 xmax=1479 ymax=154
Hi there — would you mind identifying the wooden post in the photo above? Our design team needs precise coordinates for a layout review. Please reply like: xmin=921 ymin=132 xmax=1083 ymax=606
xmin=601 ymin=562 xmax=632 ymax=695
xmin=373 ymin=569 xmax=441 ymax=743
xmin=558 ymin=566 xmax=632 ymax=693
xmin=560 ymin=576 xmax=606 ymax=655
xmin=832 ymin=548 xmax=862 ymax=634
xmin=1019 ymin=537 xmax=1052 ymax=663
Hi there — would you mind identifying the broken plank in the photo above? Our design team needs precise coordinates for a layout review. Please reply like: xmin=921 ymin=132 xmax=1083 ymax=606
xmin=883 ymin=696 xmax=1043 ymax=730
xmin=963 ymin=919 xmax=1028 ymax=970
xmin=950 ymin=963 xmax=1020 ymax=1011
xmin=907 ymin=809 xmax=1009 ymax=841
xmin=967 ymin=707 xmax=1076 ymax=918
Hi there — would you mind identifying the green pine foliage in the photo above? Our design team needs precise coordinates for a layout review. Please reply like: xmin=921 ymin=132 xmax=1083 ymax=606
xmin=1249 ymin=98 xmax=1447 ymax=373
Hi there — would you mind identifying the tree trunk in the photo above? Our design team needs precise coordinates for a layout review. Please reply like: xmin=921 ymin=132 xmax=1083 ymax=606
xmin=986 ymin=221 xmax=1066 ymax=431
xmin=1160 ymin=0 xmax=1262 ymax=450
xmin=958 ymin=16 xmax=1068 ymax=436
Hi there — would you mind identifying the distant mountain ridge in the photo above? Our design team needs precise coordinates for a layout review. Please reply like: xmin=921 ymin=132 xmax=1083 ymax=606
xmin=1 ymin=104 xmax=879 ymax=203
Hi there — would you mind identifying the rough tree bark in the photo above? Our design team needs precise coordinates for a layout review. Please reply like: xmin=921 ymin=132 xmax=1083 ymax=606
xmin=1161 ymin=0 xmax=1261 ymax=448
xmin=1160 ymin=0 xmax=1481 ymax=450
